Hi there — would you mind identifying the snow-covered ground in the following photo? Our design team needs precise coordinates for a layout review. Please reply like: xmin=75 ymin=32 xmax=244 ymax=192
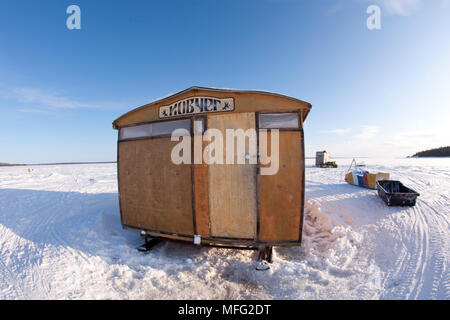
xmin=0 ymin=158 xmax=448 ymax=299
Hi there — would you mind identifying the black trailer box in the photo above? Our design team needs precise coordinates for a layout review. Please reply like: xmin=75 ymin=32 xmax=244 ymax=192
xmin=376 ymin=180 xmax=420 ymax=207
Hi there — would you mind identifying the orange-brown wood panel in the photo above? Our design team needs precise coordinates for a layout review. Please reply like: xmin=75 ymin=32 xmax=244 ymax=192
xmin=193 ymin=162 xmax=210 ymax=237
xmin=118 ymin=138 xmax=194 ymax=235
xmin=259 ymin=131 xmax=303 ymax=241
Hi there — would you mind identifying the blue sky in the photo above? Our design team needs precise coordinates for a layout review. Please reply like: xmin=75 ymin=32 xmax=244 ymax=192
xmin=0 ymin=0 xmax=449 ymax=163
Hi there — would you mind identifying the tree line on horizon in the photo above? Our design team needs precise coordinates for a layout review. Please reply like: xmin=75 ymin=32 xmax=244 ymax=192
xmin=411 ymin=146 xmax=450 ymax=157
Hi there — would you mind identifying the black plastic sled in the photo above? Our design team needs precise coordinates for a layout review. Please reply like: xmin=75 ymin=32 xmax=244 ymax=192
xmin=376 ymin=180 xmax=420 ymax=207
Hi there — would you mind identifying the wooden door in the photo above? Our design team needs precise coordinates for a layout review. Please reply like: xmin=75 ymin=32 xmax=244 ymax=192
xmin=207 ymin=113 xmax=257 ymax=239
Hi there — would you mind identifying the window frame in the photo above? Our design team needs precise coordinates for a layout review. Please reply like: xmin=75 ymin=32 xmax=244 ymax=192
xmin=258 ymin=111 xmax=302 ymax=131
xmin=118 ymin=117 xmax=192 ymax=142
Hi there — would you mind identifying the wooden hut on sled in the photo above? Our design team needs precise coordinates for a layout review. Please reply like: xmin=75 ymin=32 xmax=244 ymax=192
xmin=112 ymin=87 xmax=312 ymax=262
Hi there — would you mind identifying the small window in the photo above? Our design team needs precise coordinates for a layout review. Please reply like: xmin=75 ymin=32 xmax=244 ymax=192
xmin=259 ymin=113 xmax=300 ymax=129
xmin=119 ymin=119 xmax=191 ymax=141
xmin=151 ymin=119 xmax=190 ymax=137
xmin=119 ymin=124 xmax=151 ymax=140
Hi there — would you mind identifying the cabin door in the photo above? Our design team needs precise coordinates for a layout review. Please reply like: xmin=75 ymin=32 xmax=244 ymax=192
xmin=206 ymin=112 xmax=258 ymax=239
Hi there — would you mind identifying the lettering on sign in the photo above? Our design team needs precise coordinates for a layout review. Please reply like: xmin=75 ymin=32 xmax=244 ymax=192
xmin=159 ymin=97 xmax=234 ymax=118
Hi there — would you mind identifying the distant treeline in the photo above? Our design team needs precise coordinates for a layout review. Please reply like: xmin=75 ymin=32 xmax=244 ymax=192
xmin=0 ymin=163 xmax=25 ymax=167
xmin=412 ymin=146 xmax=450 ymax=157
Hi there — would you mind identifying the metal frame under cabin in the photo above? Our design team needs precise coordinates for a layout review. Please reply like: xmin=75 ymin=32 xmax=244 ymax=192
xmin=114 ymin=87 xmax=311 ymax=249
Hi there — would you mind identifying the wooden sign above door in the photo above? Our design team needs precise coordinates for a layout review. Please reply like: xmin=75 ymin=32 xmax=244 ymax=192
xmin=159 ymin=97 xmax=234 ymax=119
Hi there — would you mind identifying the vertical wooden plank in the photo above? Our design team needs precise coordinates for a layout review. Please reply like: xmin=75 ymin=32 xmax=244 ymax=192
xmin=192 ymin=117 xmax=210 ymax=237
xmin=299 ymin=123 xmax=305 ymax=243
xmin=207 ymin=113 xmax=257 ymax=239
xmin=255 ymin=112 xmax=261 ymax=241
xmin=259 ymin=131 xmax=303 ymax=241
xmin=193 ymin=162 xmax=210 ymax=237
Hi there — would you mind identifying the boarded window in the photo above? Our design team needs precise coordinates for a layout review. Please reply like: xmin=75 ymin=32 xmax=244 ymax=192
xmin=119 ymin=119 xmax=191 ymax=141
xmin=259 ymin=113 xmax=300 ymax=129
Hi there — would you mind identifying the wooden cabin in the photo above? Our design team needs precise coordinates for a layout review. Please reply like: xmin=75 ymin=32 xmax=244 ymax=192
xmin=315 ymin=150 xmax=329 ymax=166
xmin=113 ymin=87 xmax=311 ymax=252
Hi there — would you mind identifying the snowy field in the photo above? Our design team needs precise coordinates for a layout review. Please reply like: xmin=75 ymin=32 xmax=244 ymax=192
xmin=0 ymin=158 xmax=448 ymax=300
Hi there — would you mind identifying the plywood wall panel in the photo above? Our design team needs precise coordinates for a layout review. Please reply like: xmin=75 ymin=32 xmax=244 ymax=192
xmin=259 ymin=131 xmax=303 ymax=241
xmin=118 ymin=139 xmax=194 ymax=235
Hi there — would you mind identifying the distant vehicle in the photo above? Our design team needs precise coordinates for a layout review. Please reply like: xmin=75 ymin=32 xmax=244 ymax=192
xmin=320 ymin=161 xmax=338 ymax=168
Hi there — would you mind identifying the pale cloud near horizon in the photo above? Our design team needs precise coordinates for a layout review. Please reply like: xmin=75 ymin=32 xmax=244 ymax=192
xmin=2 ymin=87 xmax=135 ymax=112
xmin=307 ymin=125 xmax=448 ymax=157
xmin=328 ymin=0 xmax=426 ymax=16
xmin=10 ymin=88 xmax=91 ymax=109
xmin=375 ymin=0 xmax=421 ymax=16
xmin=362 ymin=0 xmax=426 ymax=16
xmin=17 ymin=108 xmax=55 ymax=114
xmin=319 ymin=128 xmax=351 ymax=135
xmin=381 ymin=130 xmax=443 ymax=148
xmin=354 ymin=125 xmax=379 ymax=140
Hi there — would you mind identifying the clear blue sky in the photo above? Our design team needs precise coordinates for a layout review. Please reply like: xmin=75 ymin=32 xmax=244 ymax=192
xmin=1 ymin=0 xmax=449 ymax=163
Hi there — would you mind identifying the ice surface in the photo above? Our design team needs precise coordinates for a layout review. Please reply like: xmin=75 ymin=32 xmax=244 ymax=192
xmin=0 ymin=158 xmax=448 ymax=299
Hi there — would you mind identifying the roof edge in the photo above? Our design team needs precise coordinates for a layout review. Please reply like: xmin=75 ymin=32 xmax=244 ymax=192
xmin=112 ymin=86 xmax=312 ymax=128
